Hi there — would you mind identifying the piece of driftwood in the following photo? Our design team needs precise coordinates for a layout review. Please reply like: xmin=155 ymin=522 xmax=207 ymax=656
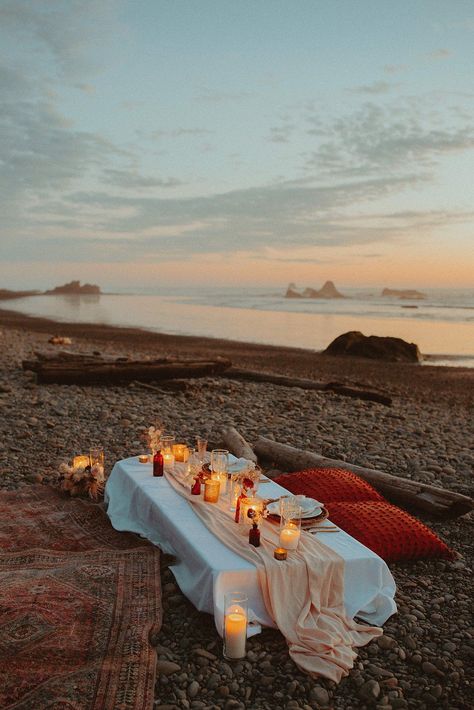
xmin=222 ymin=368 xmax=392 ymax=406
xmin=23 ymin=353 xmax=232 ymax=385
xmin=221 ymin=426 xmax=257 ymax=462
xmin=254 ymin=437 xmax=473 ymax=518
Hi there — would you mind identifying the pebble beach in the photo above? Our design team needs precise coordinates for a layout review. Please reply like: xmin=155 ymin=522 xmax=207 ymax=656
xmin=0 ymin=308 xmax=473 ymax=710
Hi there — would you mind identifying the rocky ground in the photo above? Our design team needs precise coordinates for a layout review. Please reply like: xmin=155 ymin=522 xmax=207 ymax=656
xmin=0 ymin=322 xmax=472 ymax=710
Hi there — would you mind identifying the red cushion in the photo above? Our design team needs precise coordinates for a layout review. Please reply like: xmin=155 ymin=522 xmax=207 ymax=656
xmin=274 ymin=467 xmax=385 ymax=503
xmin=326 ymin=501 xmax=454 ymax=562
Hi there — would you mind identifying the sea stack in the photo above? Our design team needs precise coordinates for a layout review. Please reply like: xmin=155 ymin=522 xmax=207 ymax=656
xmin=45 ymin=280 xmax=101 ymax=295
xmin=285 ymin=280 xmax=347 ymax=299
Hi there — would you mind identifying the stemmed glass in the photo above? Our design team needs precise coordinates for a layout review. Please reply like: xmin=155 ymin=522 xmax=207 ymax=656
xmin=196 ymin=436 xmax=208 ymax=463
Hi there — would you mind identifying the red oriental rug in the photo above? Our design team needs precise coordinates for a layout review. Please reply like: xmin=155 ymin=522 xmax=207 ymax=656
xmin=0 ymin=485 xmax=161 ymax=710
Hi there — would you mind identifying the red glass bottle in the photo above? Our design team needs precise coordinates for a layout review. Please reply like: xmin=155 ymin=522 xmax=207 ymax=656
xmin=153 ymin=449 xmax=164 ymax=477
xmin=234 ymin=491 xmax=247 ymax=523
xmin=249 ymin=522 xmax=260 ymax=547
xmin=191 ymin=477 xmax=201 ymax=495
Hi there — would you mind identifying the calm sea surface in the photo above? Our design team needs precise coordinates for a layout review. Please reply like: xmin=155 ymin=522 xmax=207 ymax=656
xmin=4 ymin=286 xmax=474 ymax=367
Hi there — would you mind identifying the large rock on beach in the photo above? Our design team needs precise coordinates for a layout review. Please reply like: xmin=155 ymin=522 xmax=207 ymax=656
xmin=285 ymin=280 xmax=346 ymax=299
xmin=324 ymin=331 xmax=421 ymax=363
xmin=45 ymin=280 xmax=101 ymax=295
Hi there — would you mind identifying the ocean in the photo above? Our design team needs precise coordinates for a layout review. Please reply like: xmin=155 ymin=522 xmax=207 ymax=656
xmin=3 ymin=286 xmax=474 ymax=367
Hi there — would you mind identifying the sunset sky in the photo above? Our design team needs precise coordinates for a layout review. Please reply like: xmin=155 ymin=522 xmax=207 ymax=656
xmin=1 ymin=0 xmax=473 ymax=290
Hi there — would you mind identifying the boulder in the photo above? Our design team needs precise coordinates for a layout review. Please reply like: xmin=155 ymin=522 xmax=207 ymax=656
xmin=285 ymin=283 xmax=302 ymax=298
xmin=324 ymin=331 xmax=421 ymax=363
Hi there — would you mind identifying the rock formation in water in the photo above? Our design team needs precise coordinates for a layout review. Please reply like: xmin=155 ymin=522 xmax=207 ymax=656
xmin=381 ymin=288 xmax=426 ymax=300
xmin=45 ymin=280 xmax=101 ymax=295
xmin=324 ymin=331 xmax=421 ymax=363
xmin=285 ymin=280 xmax=347 ymax=299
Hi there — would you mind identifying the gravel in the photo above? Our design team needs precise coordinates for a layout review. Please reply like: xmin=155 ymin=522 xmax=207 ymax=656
xmin=0 ymin=325 xmax=472 ymax=709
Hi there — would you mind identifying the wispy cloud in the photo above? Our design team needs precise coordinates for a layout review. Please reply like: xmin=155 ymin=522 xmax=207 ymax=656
xmin=102 ymin=169 xmax=183 ymax=189
xmin=349 ymin=81 xmax=397 ymax=95
xmin=426 ymin=48 xmax=451 ymax=60
xmin=151 ymin=127 xmax=214 ymax=139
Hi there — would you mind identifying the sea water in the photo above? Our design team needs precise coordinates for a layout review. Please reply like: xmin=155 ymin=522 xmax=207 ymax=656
xmin=3 ymin=286 xmax=474 ymax=367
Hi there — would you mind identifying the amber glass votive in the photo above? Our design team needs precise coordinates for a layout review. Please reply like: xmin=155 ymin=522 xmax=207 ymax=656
xmin=172 ymin=443 xmax=189 ymax=462
xmin=204 ymin=479 xmax=220 ymax=503
xmin=274 ymin=547 xmax=288 ymax=561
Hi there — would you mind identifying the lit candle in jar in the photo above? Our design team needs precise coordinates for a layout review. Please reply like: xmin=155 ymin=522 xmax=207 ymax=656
xmin=172 ymin=444 xmax=189 ymax=462
xmin=73 ymin=455 xmax=90 ymax=468
xmin=279 ymin=522 xmax=301 ymax=550
xmin=211 ymin=472 xmax=228 ymax=496
xmin=138 ymin=454 xmax=149 ymax=464
xmin=204 ymin=479 xmax=220 ymax=503
xmin=239 ymin=497 xmax=264 ymax=526
xmin=163 ymin=452 xmax=175 ymax=472
xmin=224 ymin=605 xmax=247 ymax=659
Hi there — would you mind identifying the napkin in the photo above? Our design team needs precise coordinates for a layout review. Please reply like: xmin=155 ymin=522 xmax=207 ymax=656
xmin=227 ymin=456 xmax=255 ymax=474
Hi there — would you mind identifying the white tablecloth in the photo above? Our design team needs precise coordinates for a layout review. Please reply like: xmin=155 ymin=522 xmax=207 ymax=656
xmin=105 ymin=457 xmax=396 ymax=635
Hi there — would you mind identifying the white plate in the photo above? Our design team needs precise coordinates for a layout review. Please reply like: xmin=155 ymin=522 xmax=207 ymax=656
xmin=267 ymin=497 xmax=323 ymax=519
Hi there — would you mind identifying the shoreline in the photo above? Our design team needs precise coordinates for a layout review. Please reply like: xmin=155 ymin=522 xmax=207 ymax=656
xmin=1 ymin=306 xmax=473 ymax=407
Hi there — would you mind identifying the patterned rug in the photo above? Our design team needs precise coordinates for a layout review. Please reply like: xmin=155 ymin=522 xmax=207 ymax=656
xmin=0 ymin=485 xmax=161 ymax=710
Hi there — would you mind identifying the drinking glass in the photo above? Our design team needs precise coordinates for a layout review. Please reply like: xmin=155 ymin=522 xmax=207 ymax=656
xmin=89 ymin=445 xmax=104 ymax=474
xmin=211 ymin=449 xmax=228 ymax=475
xmin=279 ymin=506 xmax=302 ymax=550
xmin=196 ymin=436 xmax=208 ymax=462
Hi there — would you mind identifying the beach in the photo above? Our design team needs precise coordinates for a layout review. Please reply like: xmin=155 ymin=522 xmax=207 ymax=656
xmin=0 ymin=308 xmax=472 ymax=709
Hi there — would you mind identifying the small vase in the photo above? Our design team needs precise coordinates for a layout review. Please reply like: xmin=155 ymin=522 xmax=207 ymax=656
xmin=153 ymin=450 xmax=164 ymax=477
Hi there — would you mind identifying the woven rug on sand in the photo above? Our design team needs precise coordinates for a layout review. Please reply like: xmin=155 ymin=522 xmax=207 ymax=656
xmin=0 ymin=485 xmax=161 ymax=710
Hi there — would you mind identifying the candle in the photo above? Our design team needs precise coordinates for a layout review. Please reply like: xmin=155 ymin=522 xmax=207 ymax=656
xmin=274 ymin=547 xmax=288 ymax=561
xmin=73 ymin=455 xmax=90 ymax=469
xmin=163 ymin=452 xmax=175 ymax=472
xmin=172 ymin=444 xmax=189 ymax=463
xmin=279 ymin=523 xmax=301 ymax=550
xmin=239 ymin=497 xmax=264 ymax=526
xmin=138 ymin=454 xmax=149 ymax=464
xmin=224 ymin=606 xmax=247 ymax=659
xmin=211 ymin=472 xmax=228 ymax=496
xmin=204 ymin=479 xmax=220 ymax=503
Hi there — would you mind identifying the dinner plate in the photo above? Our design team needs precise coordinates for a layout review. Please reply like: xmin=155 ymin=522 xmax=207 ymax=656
xmin=266 ymin=497 xmax=323 ymax=519
xmin=266 ymin=506 xmax=329 ymax=527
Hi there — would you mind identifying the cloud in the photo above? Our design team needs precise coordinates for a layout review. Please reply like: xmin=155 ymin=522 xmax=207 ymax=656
xmin=304 ymin=101 xmax=474 ymax=177
xmin=151 ymin=127 xmax=214 ymax=140
xmin=268 ymin=121 xmax=295 ymax=143
xmin=102 ymin=169 xmax=183 ymax=189
xmin=350 ymin=81 xmax=397 ymax=95
xmin=384 ymin=64 xmax=408 ymax=74
xmin=426 ymin=48 xmax=451 ymax=60
xmin=195 ymin=88 xmax=255 ymax=102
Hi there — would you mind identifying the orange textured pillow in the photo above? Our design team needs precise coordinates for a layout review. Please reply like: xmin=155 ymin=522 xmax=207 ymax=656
xmin=326 ymin=501 xmax=455 ymax=562
xmin=274 ymin=467 xmax=385 ymax=503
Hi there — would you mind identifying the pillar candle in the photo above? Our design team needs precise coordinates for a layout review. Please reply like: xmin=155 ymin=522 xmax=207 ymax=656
xmin=224 ymin=608 xmax=247 ymax=659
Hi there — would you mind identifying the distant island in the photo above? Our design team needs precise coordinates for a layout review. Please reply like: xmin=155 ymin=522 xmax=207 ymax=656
xmin=45 ymin=280 xmax=101 ymax=295
xmin=285 ymin=280 xmax=347 ymax=299
xmin=0 ymin=289 xmax=41 ymax=300
xmin=381 ymin=288 xmax=426 ymax=300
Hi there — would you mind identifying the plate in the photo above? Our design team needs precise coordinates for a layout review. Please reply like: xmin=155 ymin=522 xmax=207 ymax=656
xmin=266 ymin=506 xmax=329 ymax=527
xmin=266 ymin=496 xmax=323 ymax=518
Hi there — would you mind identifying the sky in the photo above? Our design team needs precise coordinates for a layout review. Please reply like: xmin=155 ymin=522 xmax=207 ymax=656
xmin=1 ymin=0 xmax=473 ymax=290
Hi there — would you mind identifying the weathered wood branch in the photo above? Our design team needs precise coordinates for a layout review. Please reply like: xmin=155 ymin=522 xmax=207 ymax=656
xmin=223 ymin=368 xmax=392 ymax=406
xmin=221 ymin=426 xmax=257 ymax=462
xmin=23 ymin=354 xmax=232 ymax=385
xmin=254 ymin=437 xmax=473 ymax=518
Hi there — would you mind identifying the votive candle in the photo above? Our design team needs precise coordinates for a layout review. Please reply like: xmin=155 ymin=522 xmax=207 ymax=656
xmin=73 ymin=455 xmax=90 ymax=468
xmin=279 ymin=523 xmax=301 ymax=550
xmin=163 ymin=452 xmax=175 ymax=472
xmin=204 ymin=479 xmax=220 ymax=503
xmin=172 ymin=444 xmax=189 ymax=463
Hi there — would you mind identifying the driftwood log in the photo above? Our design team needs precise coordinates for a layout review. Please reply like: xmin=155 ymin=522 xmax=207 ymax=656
xmin=223 ymin=368 xmax=392 ymax=406
xmin=254 ymin=437 xmax=473 ymax=519
xmin=23 ymin=351 xmax=232 ymax=385
xmin=221 ymin=426 xmax=257 ymax=462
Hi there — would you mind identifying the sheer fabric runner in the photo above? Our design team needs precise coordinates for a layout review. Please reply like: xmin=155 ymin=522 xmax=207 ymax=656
xmin=165 ymin=468 xmax=382 ymax=682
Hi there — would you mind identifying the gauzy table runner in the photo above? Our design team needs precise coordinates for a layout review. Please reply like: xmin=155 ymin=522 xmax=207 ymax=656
xmin=165 ymin=468 xmax=382 ymax=682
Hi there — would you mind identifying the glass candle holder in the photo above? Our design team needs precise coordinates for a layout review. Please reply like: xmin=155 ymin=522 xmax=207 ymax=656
xmin=89 ymin=445 xmax=104 ymax=476
xmin=72 ymin=454 xmax=90 ymax=469
xmin=223 ymin=592 xmax=247 ymax=660
xmin=161 ymin=436 xmax=175 ymax=472
xmin=204 ymin=478 xmax=220 ymax=503
xmin=279 ymin=508 xmax=302 ymax=551
xmin=239 ymin=496 xmax=264 ymax=527
xmin=211 ymin=449 xmax=228 ymax=475
xmin=229 ymin=475 xmax=241 ymax=512
xmin=172 ymin=443 xmax=189 ymax=463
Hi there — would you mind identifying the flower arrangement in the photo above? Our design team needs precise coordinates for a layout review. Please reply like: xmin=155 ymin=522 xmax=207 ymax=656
xmin=58 ymin=461 xmax=105 ymax=500
xmin=143 ymin=423 xmax=162 ymax=454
